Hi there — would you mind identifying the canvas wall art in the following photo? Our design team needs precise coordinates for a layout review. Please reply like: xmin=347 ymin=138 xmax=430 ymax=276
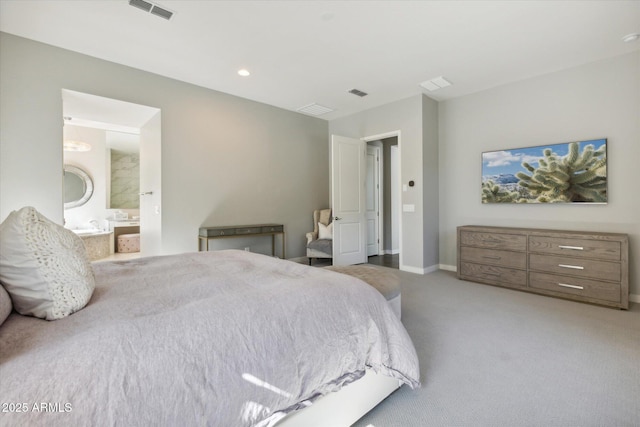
xmin=482 ymin=138 xmax=607 ymax=204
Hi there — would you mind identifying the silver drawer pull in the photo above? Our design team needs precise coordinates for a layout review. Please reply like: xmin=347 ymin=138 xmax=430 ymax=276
xmin=558 ymin=264 xmax=584 ymax=270
xmin=558 ymin=283 xmax=584 ymax=290
xmin=558 ymin=245 xmax=583 ymax=250
xmin=482 ymin=256 xmax=501 ymax=260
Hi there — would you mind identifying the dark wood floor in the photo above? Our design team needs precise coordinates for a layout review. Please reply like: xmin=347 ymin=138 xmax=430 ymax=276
xmin=367 ymin=254 xmax=399 ymax=269
xmin=308 ymin=254 xmax=399 ymax=269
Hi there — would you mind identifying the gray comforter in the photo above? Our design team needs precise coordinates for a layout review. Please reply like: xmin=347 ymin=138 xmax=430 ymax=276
xmin=0 ymin=250 xmax=420 ymax=426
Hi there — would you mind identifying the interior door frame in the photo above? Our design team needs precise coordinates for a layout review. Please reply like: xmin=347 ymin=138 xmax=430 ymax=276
xmin=366 ymin=142 xmax=384 ymax=256
xmin=390 ymin=144 xmax=400 ymax=254
xmin=61 ymin=90 xmax=162 ymax=256
xmin=363 ymin=131 xmax=402 ymax=268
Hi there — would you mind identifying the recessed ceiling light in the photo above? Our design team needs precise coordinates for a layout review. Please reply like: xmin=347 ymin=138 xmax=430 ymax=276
xmin=237 ymin=69 xmax=250 ymax=77
xmin=622 ymin=33 xmax=639 ymax=43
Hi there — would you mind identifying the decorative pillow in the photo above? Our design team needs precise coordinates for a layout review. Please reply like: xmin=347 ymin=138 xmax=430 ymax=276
xmin=318 ymin=222 xmax=333 ymax=240
xmin=318 ymin=209 xmax=332 ymax=227
xmin=0 ymin=207 xmax=95 ymax=320
xmin=0 ymin=285 xmax=12 ymax=326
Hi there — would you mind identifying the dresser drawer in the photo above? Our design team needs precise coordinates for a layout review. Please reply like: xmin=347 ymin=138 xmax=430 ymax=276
xmin=460 ymin=247 xmax=526 ymax=269
xmin=235 ymin=226 xmax=262 ymax=235
xmin=460 ymin=231 xmax=526 ymax=251
xmin=461 ymin=262 xmax=527 ymax=288
xmin=199 ymin=227 xmax=235 ymax=237
xmin=529 ymin=272 xmax=621 ymax=303
xmin=529 ymin=254 xmax=620 ymax=282
xmin=261 ymin=225 xmax=283 ymax=233
xmin=529 ymin=236 xmax=620 ymax=260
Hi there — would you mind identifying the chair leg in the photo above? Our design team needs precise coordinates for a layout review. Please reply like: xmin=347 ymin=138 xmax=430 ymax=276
xmin=308 ymin=258 xmax=312 ymax=265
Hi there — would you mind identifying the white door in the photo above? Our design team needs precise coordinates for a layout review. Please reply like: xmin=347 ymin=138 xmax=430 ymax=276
xmin=366 ymin=145 xmax=380 ymax=256
xmin=139 ymin=111 xmax=162 ymax=256
xmin=331 ymin=135 xmax=367 ymax=266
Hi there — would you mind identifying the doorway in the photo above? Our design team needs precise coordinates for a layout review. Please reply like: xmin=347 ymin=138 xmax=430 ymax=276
xmin=366 ymin=136 xmax=400 ymax=269
xmin=330 ymin=131 xmax=402 ymax=269
xmin=62 ymin=90 xmax=162 ymax=257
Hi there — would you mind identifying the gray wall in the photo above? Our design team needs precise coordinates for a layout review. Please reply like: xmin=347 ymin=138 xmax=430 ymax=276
xmin=438 ymin=52 xmax=640 ymax=296
xmin=0 ymin=32 xmax=329 ymax=257
xmin=329 ymin=94 xmax=440 ymax=272
xmin=422 ymin=95 xmax=439 ymax=272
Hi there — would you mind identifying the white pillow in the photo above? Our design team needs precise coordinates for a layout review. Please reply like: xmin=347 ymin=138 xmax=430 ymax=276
xmin=0 ymin=207 xmax=95 ymax=320
xmin=318 ymin=222 xmax=333 ymax=240
xmin=0 ymin=285 xmax=12 ymax=326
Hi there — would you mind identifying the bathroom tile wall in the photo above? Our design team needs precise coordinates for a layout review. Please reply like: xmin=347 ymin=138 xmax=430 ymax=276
xmin=110 ymin=150 xmax=139 ymax=209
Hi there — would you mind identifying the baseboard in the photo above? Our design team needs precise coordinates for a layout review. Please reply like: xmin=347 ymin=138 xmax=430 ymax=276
xmin=630 ymin=294 xmax=640 ymax=304
xmin=424 ymin=264 xmax=439 ymax=274
xmin=383 ymin=249 xmax=400 ymax=255
xmin=399 ymin=265 xmax=424 ymax=275
xmin=400 ymin=264 xmax=439 ymax=275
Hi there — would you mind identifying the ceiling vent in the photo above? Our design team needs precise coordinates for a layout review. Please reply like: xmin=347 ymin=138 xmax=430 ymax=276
xmin=150 ymin=5 xmax=173 ymax=20
xmin=297 ymin=103 xmax=334 ymax=116
xmin=129 ymin=0 xmax=174 ymax=20
xmin=420 ymin=76 xmax=452 ymax=92
xmin=348 ymin=88 xmax=368 ymax=97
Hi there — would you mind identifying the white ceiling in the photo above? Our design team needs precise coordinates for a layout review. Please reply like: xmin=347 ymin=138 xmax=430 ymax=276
xmin=62 ymin=89 xmax=160 ymax=132
xmin=1 ymin=1 xmax=639 ymax=121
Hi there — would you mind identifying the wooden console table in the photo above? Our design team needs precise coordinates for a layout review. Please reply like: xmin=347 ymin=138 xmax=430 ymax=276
xmin=198 ymin=224 xmax=285 ymax=258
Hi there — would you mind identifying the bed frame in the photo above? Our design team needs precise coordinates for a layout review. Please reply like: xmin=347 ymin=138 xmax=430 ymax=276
xmin=275 ymin=370 xmax=401 ymax=427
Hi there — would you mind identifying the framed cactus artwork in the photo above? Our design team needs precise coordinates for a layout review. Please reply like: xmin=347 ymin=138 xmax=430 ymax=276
xmin=481 ymin=138 xmax=607 ymax=204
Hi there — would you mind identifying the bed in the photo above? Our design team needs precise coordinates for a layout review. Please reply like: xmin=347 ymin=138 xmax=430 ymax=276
xmin=0 ymin=208 xmax=420 ymax=427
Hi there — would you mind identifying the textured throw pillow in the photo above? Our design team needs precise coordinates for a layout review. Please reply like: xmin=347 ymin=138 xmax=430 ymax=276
xmin=318 ymin=209 xmax=332 ymax=227
xmin=318 ymin=222 xmax=333 ymax=240
xmin=0 ymin=207 xmax=95 ymax=320
xmin=0 ymin=285 xmax=12 ymax=326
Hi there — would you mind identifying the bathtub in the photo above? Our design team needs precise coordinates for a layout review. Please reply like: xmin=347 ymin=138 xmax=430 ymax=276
xmin=71 ymin=229 xmax=113 ymax=261
xmin=71 ymin=228 xmax=111 ymax=236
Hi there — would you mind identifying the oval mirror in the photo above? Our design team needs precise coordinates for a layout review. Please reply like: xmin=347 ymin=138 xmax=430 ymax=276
xmin=64 ymin=165 xmax=93 ymax=209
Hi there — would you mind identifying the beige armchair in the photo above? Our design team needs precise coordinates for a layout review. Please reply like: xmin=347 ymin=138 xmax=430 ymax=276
xmin=306 ymin=208 xmax=333 ymax=265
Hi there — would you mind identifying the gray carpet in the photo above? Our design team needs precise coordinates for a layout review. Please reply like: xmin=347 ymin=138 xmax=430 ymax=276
xmin=353 ymin=269 xmax=640 ymax=427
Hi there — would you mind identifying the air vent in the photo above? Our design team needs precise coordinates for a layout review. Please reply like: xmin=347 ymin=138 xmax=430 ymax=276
xmin=129 ymin=0 xmax=174 ymax=20
xmin=150 ymin=5 xmax=173 ymax=20
xmin=348 ymin=88 xmax=368 ymax=97
xmin=420 ymin=76 xmax=452 ymax=92
xmin=297 ymin=103 xmax=334 ymax=116
xmin=129 ymin=0 xmax=153 ymax=12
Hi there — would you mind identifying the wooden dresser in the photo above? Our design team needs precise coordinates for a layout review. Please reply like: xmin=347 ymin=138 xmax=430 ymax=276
xmin=457 ymin=226 xmax=629 ymax=309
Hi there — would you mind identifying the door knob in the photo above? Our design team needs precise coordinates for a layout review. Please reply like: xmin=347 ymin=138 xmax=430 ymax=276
xmin=139 ymin=191 xmax=153 ymax=196
xmin=334 ymin=216 xmax=342 ymax=221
